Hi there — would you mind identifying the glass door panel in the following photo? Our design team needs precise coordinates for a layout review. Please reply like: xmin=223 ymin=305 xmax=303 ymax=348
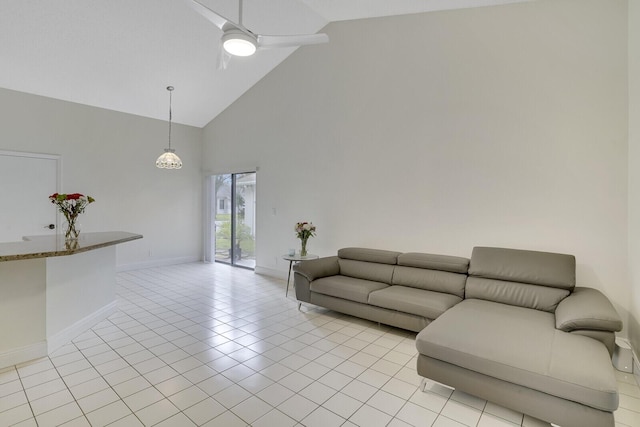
xmin=213 ymin=174 xmax=232 ymax=263
xmin=211 ymin=172 xmax=256 ymax=269
xmin=233 ymin=172 xmax=256 ymax=268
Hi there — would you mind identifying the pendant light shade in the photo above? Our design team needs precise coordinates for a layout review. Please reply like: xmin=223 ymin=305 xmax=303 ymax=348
xmin=156 ymin=86 xmax=182 ymax=169
xmin=155 ymin=148 xmax=182 ymax=169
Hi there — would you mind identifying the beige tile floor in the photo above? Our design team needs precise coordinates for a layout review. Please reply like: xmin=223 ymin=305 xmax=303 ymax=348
xmin=0 ymin=262 xmax=638 ymax=426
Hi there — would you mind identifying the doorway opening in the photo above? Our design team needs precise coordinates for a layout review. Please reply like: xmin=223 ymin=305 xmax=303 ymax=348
xmin=208 ymin=172 xmax=256 ymax=269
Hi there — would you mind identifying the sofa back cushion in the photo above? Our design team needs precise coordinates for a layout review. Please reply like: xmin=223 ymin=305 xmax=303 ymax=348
xmin=393 ymin=253 xmax=469 ymax=298
xmin=338 ymin=247 xmax=401 ymax=265
xmin=467 ymin=247 xmax=575 ymax=312
xmin=337 ymin=248 xmax=400 ymax=284
xmin=465 ymin=277 xmax=570 ymax=312
xmin=392 ymin=267 xmax=466 ymax=298
xmin=468 ymin=247 xmax=575 ymax=289
xmin=338 ymin=259 xmax=395 ymax=284
xmin=397 ymin=253 xmax=469 ymax=274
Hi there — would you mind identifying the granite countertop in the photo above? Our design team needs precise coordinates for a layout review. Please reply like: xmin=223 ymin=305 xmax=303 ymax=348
xmin=0 ymin=231 xmax=143 ymax=262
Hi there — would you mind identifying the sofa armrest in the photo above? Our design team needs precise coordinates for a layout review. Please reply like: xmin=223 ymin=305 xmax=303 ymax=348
xmin=293 ymin=256 xmax=340 ymax=281
xmin=293 ymin=256 xmax=339 ymax=303
xmin=555 ymin=287 xmax=622 ymax=332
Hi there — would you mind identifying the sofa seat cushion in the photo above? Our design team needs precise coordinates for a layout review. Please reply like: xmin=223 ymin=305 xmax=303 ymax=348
xmin=368 ymin=286 xmax=462 ymax=319
xmin=310 ymin=275 xmax=388 ymax=304
xmin=416 ymin=299 xmax=618 ymax=412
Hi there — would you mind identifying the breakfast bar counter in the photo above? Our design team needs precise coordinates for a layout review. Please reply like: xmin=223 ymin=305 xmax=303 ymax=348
xmin=0 ymin=231 xmax=142 ymax=262
xmin=0 ymin=231 xmax=142 ymax=368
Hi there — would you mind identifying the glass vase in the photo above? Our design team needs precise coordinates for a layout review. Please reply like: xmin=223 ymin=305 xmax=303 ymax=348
xmin=64 ymin=216 xmax=80 ymax=241
xmin=300 ymin=237 xmax=308 ymax=257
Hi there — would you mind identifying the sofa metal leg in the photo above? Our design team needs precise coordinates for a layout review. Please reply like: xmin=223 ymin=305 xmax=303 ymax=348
xmin=420 ymin=377 xmax=427 ymax=392
xmin=298 ymin=302 xmax=302 ymax=311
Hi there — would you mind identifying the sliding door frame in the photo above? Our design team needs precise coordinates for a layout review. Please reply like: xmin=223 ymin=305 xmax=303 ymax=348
xmin=204 ymin=171 xmax=256 ymax=270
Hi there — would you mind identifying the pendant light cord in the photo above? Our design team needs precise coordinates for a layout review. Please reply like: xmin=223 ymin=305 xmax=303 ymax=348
xmin=167 ymin=86 xmax=174 ymax=150
xmin=155 ymin=85 xmax=182 ymax=169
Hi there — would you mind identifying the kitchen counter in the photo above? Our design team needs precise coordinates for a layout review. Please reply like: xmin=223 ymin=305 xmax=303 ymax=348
xmin=0 ymin=231 xmax=142 ymax=368
xmin=0 ymin=231 xmax=142 ymax=262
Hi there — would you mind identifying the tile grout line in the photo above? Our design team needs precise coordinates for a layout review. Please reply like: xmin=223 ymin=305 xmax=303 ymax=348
xmin=45 ymin=349 xmax=91 ymax=426
xmin=13 ymin=365 xmax=39 ymax=427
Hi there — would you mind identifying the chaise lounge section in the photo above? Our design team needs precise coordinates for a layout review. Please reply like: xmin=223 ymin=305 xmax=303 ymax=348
xmin=416 ymin=247 xmax=623 ymax=427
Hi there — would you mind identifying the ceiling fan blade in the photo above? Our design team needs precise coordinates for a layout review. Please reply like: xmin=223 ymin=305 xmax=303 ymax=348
xmin=257 ymin=33 xmax=329 ymax=49
xmin=217 ymin=40 xmax=231 ymax=70
xmin=184 ymin=0 xmax=234 ymax=31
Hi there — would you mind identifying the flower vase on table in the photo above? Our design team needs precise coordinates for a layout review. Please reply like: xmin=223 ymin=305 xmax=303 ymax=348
xmin=49 ymin=193 xmax=95 ymax=242
xmin=295 ymin=221 xmax=316 ymax=257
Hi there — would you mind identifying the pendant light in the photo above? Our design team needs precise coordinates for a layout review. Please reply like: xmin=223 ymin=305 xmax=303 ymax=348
xmin=155 ymin=86 xmax=183 ymax=169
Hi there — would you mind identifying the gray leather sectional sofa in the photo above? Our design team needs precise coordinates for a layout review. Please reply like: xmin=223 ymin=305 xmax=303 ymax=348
xmin=293 ymin=247 xmax=470 ymax=332
xmin=293 ymin=246 xmax=623 ymax=427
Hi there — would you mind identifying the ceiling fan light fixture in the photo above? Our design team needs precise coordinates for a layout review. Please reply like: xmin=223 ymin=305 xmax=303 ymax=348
xmin=222 ymin=29 xmax=257 ymax=56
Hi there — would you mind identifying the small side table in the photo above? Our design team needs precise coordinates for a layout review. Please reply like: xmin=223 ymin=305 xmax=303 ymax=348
xmin=282 ymin=254 xmax=318 ymax=297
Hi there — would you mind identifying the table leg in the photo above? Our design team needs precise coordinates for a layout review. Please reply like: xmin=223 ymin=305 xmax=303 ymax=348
xmin=285 ymin=260 xmax=293 ymax=297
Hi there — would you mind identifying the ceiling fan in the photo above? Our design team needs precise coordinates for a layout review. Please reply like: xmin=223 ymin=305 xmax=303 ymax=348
xmin=185 ymin=0 xmax=329 ymax=62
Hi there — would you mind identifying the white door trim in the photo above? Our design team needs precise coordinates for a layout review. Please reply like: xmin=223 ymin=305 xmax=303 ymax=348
xmin=0 ymin=150 xmax=63 ymax=233
xmin=0 ymin=150 xmax=62 ymax=187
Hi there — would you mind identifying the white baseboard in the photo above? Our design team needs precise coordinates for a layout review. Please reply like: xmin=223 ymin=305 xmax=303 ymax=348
xmin=47 ymin=301 xmax=117 ymax=354
xmin=255 ymin=265 xmax=287 ymax=280
xmin=117 ymin=256 xmax=201 ymax=272
xmin=119 ymin=259 xmax=289 ymax=280
xmin=0 ymin=341 xmax=48 ymax=370
xmin=1 ymin=301 xmax=117 ymax=369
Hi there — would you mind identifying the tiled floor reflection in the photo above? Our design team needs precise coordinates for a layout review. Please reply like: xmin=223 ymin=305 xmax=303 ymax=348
xmin=1 ymin=262 xmax=638 ymax=426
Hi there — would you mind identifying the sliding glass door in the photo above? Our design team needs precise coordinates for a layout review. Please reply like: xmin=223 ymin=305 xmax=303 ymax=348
xmin=210 ymin=172 xmax=256 ymax=269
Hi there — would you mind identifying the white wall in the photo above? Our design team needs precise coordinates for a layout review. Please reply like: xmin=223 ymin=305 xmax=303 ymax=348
xmin=0 ymin=87 xmax=203 ymax=268
xmin=203 ymin=0 xmax=631 ymax=331
xmin=628 ymin=0 xmax=640 ymax=356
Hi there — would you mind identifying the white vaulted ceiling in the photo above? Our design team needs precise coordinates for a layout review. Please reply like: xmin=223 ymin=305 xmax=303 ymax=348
xmin=0 ymin=0 xmax=529 ymax=128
